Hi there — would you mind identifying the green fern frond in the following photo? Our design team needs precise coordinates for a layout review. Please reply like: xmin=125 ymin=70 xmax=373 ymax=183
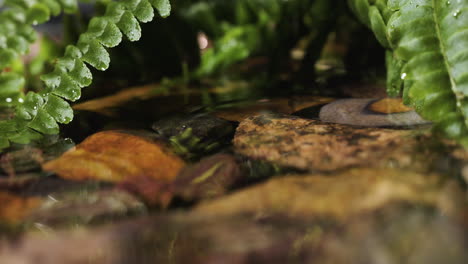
xmin=349 ymin=0 xmax=468 ymax=144
xmin=0 ymin=0 xmax=171 ymax=149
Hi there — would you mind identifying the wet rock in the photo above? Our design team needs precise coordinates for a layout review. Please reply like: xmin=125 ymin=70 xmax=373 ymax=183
xmin=195 ymin=168 xmax=458 ymax=220
xmin=234 ymin=113 xmax=426 ymax=172
xmin=1 ymin=205 xmax=467 ymax=264
xmin=319 ymin=98 xmax=431 ymax=127
xmin=0 ymin=137 xmax=74 ymax=178
xmin=43 ymin=131 xmax=185 ymax=182
xmin=152 ymin=114 xmax=235 ymax=159
xmin=0 ymin=148 xmax=44 ymax=177
xmin=174 ymin=154 xmax=242 ymax=201
xmin=0 ymin=174 xmax=43 ymax=191
xmin=318 ymin=205 xmax=468 ymax=264
xmin=120 ymin=154 xmax=242 ymax=207
xmin=0 ymin=213 xmax=316 ymax=264
xmin=238 ymin=157 xmax=286 ymax=180
xmin=26 ymin=189 xmax=145 ymax=227
xmin=15 ymin=177 xmax=110 ymax=197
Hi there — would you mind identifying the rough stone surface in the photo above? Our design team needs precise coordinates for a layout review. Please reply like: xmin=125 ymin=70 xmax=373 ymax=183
xmin=319 ymin=98 xmax=431 ymax=127
xmin=234 ymin=113 xmax=425 ymax=171
xmin=1 ymin=205 xmax=467 ymax=264
xmin=195 ymin=168 xmax=459 ymax=220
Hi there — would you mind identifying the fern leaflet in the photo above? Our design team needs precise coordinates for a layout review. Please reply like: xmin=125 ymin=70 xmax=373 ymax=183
xmin=0 ymin=0 xmax=171 ymax=149
xmin=349 ymin=0 xmax=468 ymax=144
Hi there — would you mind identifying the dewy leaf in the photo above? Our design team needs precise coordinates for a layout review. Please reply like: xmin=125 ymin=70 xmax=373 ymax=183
xmin=58 ymin=0 xmax=78 ymax=13
xmin=41 ymin=0 xmax=61 ymax=16
xmin=97 ymin=22 xmax=123 ymax=48
xmin=0 ymin=49 xmax=16 ymax=70
xmin=64 ymin=45 xmax=82 ymax=59
xmin=68 ymin=59 xmax=92 ymax=87
xmin=0 ymin=72 xmax=24 ymax=97
xmin=41 ymin=70 xmax=62 ymax=89
xmin=21 ymin=92 xmax=45 ymax=119
xmin=0 ymin=0 xmax=172 ymax=151
xmin=26 ymin=3 xmax=50 ymax=24
xmin=349 ymin=0 xmax=468 ymax=144
xmin=81 ymin=40 xmax=110 ymax=71
xmin=386 ymin=51 xmax=404 ymax=96
xmin=9 ymin=128 xmax=42 ymax=144
xmin=52 ymin=74 xmax=81 ymax=101
xmin=134 ymin=0 xmax=154 ymax=23
xmin=369 ymin=6 xmax=390 ymax=48
xmin=105 ymin=2 xmax=126 ymax=23
xmin=87 ymin=17 xmax=108 ymax=37
xmin=150 ymin=0 xmax=171 ymax=18
xmin=44 ymin=94 xmax=74 ymax=124
xmin=28 ymin=108 xmax=59 ymax=134
xmin=17 ymin=24 xmax=38 ymax=43
xmin=7 ymin=35 xmax=29 ymax=54
xmin=116 ymin=11 xmax=142 ymax=41
xmin=124 ymin=0 xmax=142 ymax=11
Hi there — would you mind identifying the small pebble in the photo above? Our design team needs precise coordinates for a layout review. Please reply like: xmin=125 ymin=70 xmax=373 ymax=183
xmin=319 ymin=98 xmax=431 ymax=127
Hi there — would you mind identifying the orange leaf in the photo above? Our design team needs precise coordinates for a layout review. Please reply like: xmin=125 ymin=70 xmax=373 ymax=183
xmin=368 ymin=98 xmax=413 ymax=114
xmin=43 ymin=131 xmax=185 ymax=182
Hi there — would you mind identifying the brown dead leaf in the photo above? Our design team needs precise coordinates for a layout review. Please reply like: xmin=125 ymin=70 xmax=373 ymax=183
xmin=72 ymin=81 xmax=254 ymax=117
xmin=72 ymin=85 xmax=158 ymax=116
xmin=368 ymin=98 xmax=413 ymax=114
xmin=0 ymin=192 xmax=41 ymax=224
xmin=213 ymin=96 xmax=333 ymax=122
xmin=43 ymin=131 xmax=185 ymax=182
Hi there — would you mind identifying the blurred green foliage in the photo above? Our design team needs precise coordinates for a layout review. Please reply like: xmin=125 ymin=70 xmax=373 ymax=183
xmin=1 ymin=0 xmax=386 ymax=150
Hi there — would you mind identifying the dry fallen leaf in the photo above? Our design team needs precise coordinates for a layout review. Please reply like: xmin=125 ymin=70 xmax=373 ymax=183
xmin=43 ymin=131 xmax=185 ymax=182
xmin=0 ymin=191 xmax=42 ymax=224
xmin=213 ymin=96 xmax=333 ymax=122
xmin=368 ymin=98 xmax=413 ymax=114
